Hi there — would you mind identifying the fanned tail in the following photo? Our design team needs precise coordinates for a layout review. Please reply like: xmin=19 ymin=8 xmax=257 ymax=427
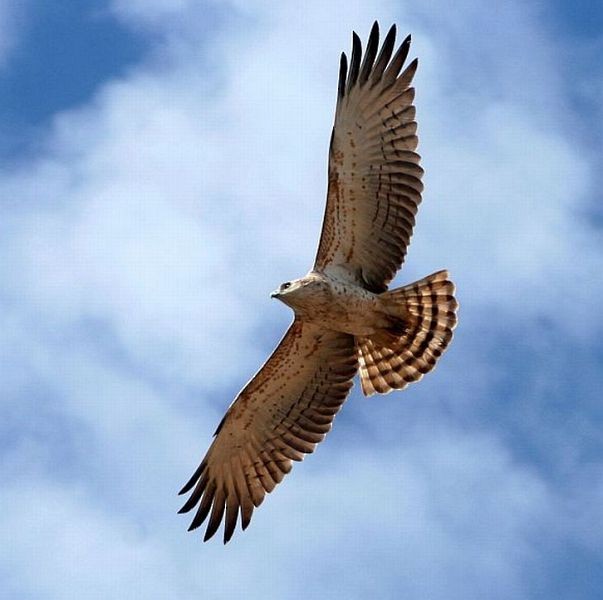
xmin=358 ymin=270 xmax=458 ymax=396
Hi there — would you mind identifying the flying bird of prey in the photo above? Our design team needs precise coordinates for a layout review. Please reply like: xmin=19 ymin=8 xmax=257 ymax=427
xmin=179 ymin=22 xmax=458 ymax=543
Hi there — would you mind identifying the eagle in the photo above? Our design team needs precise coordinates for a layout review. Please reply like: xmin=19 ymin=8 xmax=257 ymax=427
xmin=179 ymin=22 xmax=458 ymax=543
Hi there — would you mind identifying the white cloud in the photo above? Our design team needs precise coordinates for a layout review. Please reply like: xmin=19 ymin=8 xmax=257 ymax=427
xmin=1 ymin=0 xmax=602 ymax=598
xmin=261 ymin=428 xmax=553 ymax=600
xmin=0 ymin=427 xmax=556 ymax=600
xmin=0 ymin=481 xmax=182 ymax=599
xmin=110 ymin=0 xmax=198 ymax=28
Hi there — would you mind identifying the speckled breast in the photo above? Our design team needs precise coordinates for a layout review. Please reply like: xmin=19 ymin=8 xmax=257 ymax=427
xmin=300 ymin=277 xmax=382 ymax=336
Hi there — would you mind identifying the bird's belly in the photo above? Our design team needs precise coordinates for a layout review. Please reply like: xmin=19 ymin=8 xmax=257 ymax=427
xmin=297 ymin=287 xmax=384 ymax=336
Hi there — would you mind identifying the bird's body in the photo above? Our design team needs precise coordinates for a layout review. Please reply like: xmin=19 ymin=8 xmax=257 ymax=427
xmin=179 ymin=22 xmax=459 ymax=543
xmin=272 ymin=271 xmax=389 ymax=337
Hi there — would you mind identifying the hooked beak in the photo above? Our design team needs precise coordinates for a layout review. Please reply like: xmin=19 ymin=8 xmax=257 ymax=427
xmin=270 ymin=290 xmax=280 ymax=299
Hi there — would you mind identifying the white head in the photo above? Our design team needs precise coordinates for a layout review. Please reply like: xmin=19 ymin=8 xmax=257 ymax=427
xmin=270 ymin=272 xmax=330 ymax=311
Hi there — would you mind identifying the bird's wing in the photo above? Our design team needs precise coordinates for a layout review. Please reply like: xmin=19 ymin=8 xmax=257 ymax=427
xmin=314 ymin=22 xmax=423 ymax=293
xmin=178 ymin=320 xmax=357 ymax=543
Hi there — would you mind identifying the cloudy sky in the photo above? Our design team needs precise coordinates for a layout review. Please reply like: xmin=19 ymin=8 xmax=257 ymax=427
xmin=1 ymin=1 xmax=602 ymax=598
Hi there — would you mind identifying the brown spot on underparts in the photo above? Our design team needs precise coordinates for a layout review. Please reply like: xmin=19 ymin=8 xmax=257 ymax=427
xmin=345 ymin=230 xmax=356 ymax=262
xmin=303 ymin=340 xmax=320 ymax=359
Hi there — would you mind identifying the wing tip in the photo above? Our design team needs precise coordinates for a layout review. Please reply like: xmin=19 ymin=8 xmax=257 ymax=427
xmin=178 ymin=458 xmax=207 ymax=495
xmin=405 ymin=57 xmax=419 ymax=81
xmin=223 ymin=525 xmax=236 ymax=545
xmin=340 ymin=24 xmax=416 ymax=94
xmin=338 ymin=51 xmax=348 ymax=99
xmin=347 ymin=31 xmax=362 ymax=91
xmin=359 ymin=21 xmax=380 ymax=86
xmin=178 ymin=484 xmax=191 ymax=496
xmin=187 ymin=519 xmax=200 ymax=531
xmin=178 ymin=493 xmax=199 ymax=514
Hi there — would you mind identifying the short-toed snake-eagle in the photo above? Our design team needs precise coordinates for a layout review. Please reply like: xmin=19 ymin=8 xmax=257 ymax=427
xmin=179 ymin=22 xmax=458 ymax=543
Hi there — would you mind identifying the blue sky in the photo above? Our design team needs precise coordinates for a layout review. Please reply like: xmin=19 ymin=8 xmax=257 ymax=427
xmin=0 ymin=1 xmax=602 ymax=598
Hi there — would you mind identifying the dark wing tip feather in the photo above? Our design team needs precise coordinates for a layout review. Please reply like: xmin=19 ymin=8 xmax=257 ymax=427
xmin=346 ymin=31 xmax=362 ymax=92
xmin=401 ymin=57 xmax=419 ymax=86
xmin=178 ymin=483 xmax=192 ymax=496
xmin=203 ymin=494 xmax=226 ymax=542
xmin=203 ymin=530 xmax=215 ymax=542
xmin=223 ymin=502 xmax=239 ymax=544
xmin=383 ymin=32 xmax=412 ymax=86
xmin=372 ymin=24 xmax=397 ymax=83
xmin=359 ymin=21 xmax=379 ymax=85
xmin=338 ymin=52 xmax=348 ymax=99
xmin=178 ymin=459 xmax=206 ymax=495
xmin=186 ymin=510 xmax=204 ymax=531
xmin=178 ymin=497 xmax=197 ymax=514
xmin=188 ymin=491 xmax=214 ymax=532
xmin=240 ymin=497 xmax=254 ymax=531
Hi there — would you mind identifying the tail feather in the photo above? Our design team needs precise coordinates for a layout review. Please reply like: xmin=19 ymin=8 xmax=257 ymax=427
xmin=358 ymin=270 xmax=458 ymax=396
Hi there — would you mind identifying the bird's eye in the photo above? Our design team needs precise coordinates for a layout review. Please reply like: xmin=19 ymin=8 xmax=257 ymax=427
xmin=281 ymin=282 xmax=291 ymax=290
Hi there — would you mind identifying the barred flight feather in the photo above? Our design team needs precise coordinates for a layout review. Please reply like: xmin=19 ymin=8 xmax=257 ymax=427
xmin=358 ymin=271 xmax=458 ymax=396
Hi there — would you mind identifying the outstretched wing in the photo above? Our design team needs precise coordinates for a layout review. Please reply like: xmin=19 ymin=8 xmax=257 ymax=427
xmin=178 ymin=320 xmax=357 ymax=543
xmin=314 ymin=22 xmax=423 ymax=293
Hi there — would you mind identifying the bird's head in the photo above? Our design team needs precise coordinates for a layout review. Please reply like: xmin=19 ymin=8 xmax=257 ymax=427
xmin=270 ymin=278 xmax=304 ymax=303
xmin=270 ymin=273 xmax=329 ymax=309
